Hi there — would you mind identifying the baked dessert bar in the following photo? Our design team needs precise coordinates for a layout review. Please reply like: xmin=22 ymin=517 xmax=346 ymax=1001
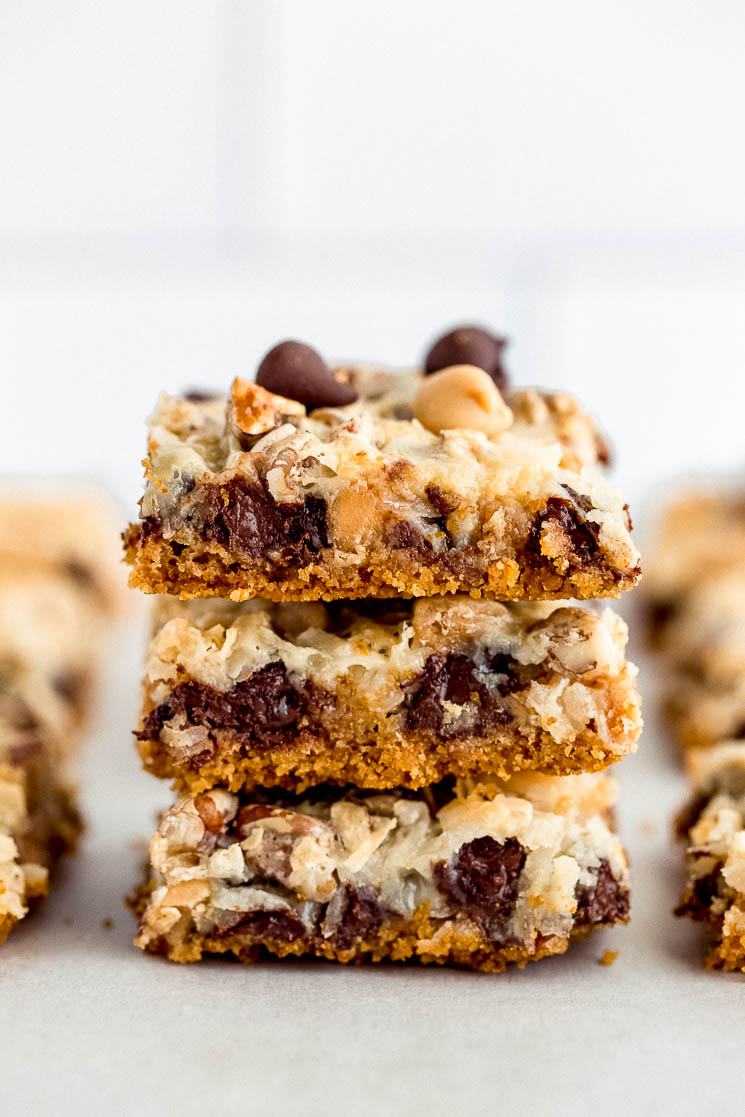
xmin=676 ymin=743 xmax=745 ymax=971
xmin=133 ymin=771 xmax=629 ymax=968
xmin=646 ymin=491 xmax=745 ymax=749
xmin=0 ymin=493 xmax=120 ymax=942
xmin=645 ymin=491 xmax=745 ymax=632
xmin=124 ymin=334 xmax=640 ymax=603
xmin=0 ymin=558 xmax=90 ymax=941
xmin=137 ymin=595 xmax=641 ymax=792
xmin=0 ymin=762 xmax=80 ymax=945
xmin=0 ymin=489 xmax=123 ymax=614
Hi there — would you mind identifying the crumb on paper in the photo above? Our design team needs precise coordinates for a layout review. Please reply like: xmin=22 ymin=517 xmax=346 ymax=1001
xmin=638 ymin=818 xmax=656 ymax=837
xmin=102 ymin=918 xmax=114 ymax=930
xmin=600 ymin=950 xmax=619 ymax=967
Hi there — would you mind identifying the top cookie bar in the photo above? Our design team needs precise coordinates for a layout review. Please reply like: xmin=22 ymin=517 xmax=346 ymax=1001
xmin=125 ymin=328 xmax=640 ymax=602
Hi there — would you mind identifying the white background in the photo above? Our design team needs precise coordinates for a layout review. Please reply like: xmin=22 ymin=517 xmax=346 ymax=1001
xmin=2 ymin=4 xmax=745 ymax=1115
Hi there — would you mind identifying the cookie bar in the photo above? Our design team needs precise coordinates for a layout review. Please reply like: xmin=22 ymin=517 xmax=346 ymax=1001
xmin=646 ymin=491 xmax=745 ymax=749
xmin=0 ymin=493 xmax=119 ymax=942
xmin=0 ymin=489 xmax=123 ymax=614
xmin=645 ymin=491 xmax=745 ymax=632
xmin=676 ymin=743 xmax=745 ymax=970
xmin=137 ymin=595 xmax=641 ymax=792
xmin=124 ymin=334 xmax=640 ymax=603
xmin=133 ymin=771 xmax=630 ymax=968
xmin=0 ymin=762 xmax=80 ymax=944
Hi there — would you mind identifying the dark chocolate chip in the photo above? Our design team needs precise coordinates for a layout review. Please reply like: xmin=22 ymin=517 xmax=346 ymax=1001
xmin=137 ymin=663 xmax=308 ymax=754
xmin=184 ymin=389 xmax=218 ymax=403
xmin=574 ymin=860 xmax=629 ymax=925
xmin=424 ymin=325 xmax=508 ymax=389
xmin=197 ymin=477 xmax=328 ymax=564
xmin=675 ymin=869 xmax=722 ymax=923
xmin=561 ymin=484 xmax=593 ymax=513
xmin=387 ymin=519 xmax=432 ymax=553
xmin=214 ymin=909 xmax=306 ymax=942
xmin=332 ymin=885 xmax=386 ymax=950
xmin=425 ymin=484 xmax=457 ymax=519
xmin=434 ymin=836 xmax=526 ymax=938
xmin=256 ymin=340 xmax=358 ymax=409
xmin=403 ymin=652 xmax=517 ymax=737
xmin=528 ymin=496 xmax=601 ymax=565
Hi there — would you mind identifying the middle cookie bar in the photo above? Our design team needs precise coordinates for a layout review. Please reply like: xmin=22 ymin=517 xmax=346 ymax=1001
xmin=137 ymin=595 xmax=641 ymax=792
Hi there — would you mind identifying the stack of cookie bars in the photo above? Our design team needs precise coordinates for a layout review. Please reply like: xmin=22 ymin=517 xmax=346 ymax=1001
xmin=647 ymin=492 xmax=745 ymax=971
xmin=126 ymin=327 xmax=642 ymax=970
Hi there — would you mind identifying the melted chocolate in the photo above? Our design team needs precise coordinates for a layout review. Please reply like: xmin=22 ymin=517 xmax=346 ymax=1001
xmin=137 ymin=663 xmax=307 ymax=756
xmin=332 ymin=885 xmax=387 ymax=950
xmin=528 ymin=495 xmax=601 ymax=565
xmin=214 ymin=909 xmax=306 ymax=941
xmin=574 ymin=859 xmax=629 ymax=925
xmin=403 ymin=651 xmax=519 ymax=737
xmin=198 ymin=479 xmax=328 ymax=564
xmin=434 ymin=836 xmax=526 ymax=938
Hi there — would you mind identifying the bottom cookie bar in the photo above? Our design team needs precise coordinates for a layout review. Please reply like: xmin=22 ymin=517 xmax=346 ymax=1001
xmin=676 ymin=743 xmax=745 ymax=970
xmin=133 ymin=772 xmax=630 ymax=970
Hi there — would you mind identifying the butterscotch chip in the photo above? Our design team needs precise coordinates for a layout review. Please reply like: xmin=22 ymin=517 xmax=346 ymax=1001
xmin=330 ymin=486 xmax=382 ymax=550
xmin=412 ymin=364 xmax=514 ymax=437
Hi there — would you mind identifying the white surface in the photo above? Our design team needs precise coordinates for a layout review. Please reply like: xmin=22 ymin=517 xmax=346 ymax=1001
xmin=0 ymin=580 xmax=743 ymax=1117
xmin=4 ymin=1 xmax=745 ymax=237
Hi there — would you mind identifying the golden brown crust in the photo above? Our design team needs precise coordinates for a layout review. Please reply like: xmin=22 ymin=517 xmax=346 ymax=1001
xmin=125 ymin=526 xmax=638 ymax=603
xmin=137 ymin=699 xmax=637 ymax=794
xmin=0 ymin=913 xmax=18 ymax=946
xmin=132 ymin=895 xmax=604 ymax=971
xmin=706 ymin=917 xmax=745 ymax=972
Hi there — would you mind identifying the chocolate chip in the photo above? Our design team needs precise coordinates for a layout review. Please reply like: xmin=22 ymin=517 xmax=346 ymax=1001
xmin=403 ymin=652 xmax=516 ymax=737
xmin=434 ymin=836 xmax=525 ymax=938
xmin=214 ymin=909 xmax=306 ymax=942
xmin=424 ymin=325 xmax=508 ymax=389
xmin=332 ymin=885 xmax=386 ymax=950
xmin=528 ymin=496 xmax=601 ymax=565
xmin=197 ymin=477 xmax=329 ymax=564
xmin=256 ymin=340 xmax=358 ymax=409
xmin=675 ymin=869 xmax=721 ymax=923
xmin=184 ymin=389 xmax=218 ymax=403
xmin=574 ymin=860 xmax=629 ymax=925
xmin=425 ymin=484 xmax=457 ymax=519
xmin=137 ymin=663 xmax=308 ymax=755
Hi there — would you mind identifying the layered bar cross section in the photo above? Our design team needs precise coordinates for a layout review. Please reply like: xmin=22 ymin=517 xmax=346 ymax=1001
xmin=134 ymin=772 xmax=630 ymax=969
xmin=676 ymin=743 xmax=745 ymax=971
xmin=125 ymin=369 xmax=640 ymax=603
xmin=137 ymin=596 xmax=641 ymax=792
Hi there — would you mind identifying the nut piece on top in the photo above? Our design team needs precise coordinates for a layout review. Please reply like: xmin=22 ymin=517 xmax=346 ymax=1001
xmin=424 ymin=324 xmax=508 ymax=388
xmin=229 ymin=378 xmax=306 ymax=438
